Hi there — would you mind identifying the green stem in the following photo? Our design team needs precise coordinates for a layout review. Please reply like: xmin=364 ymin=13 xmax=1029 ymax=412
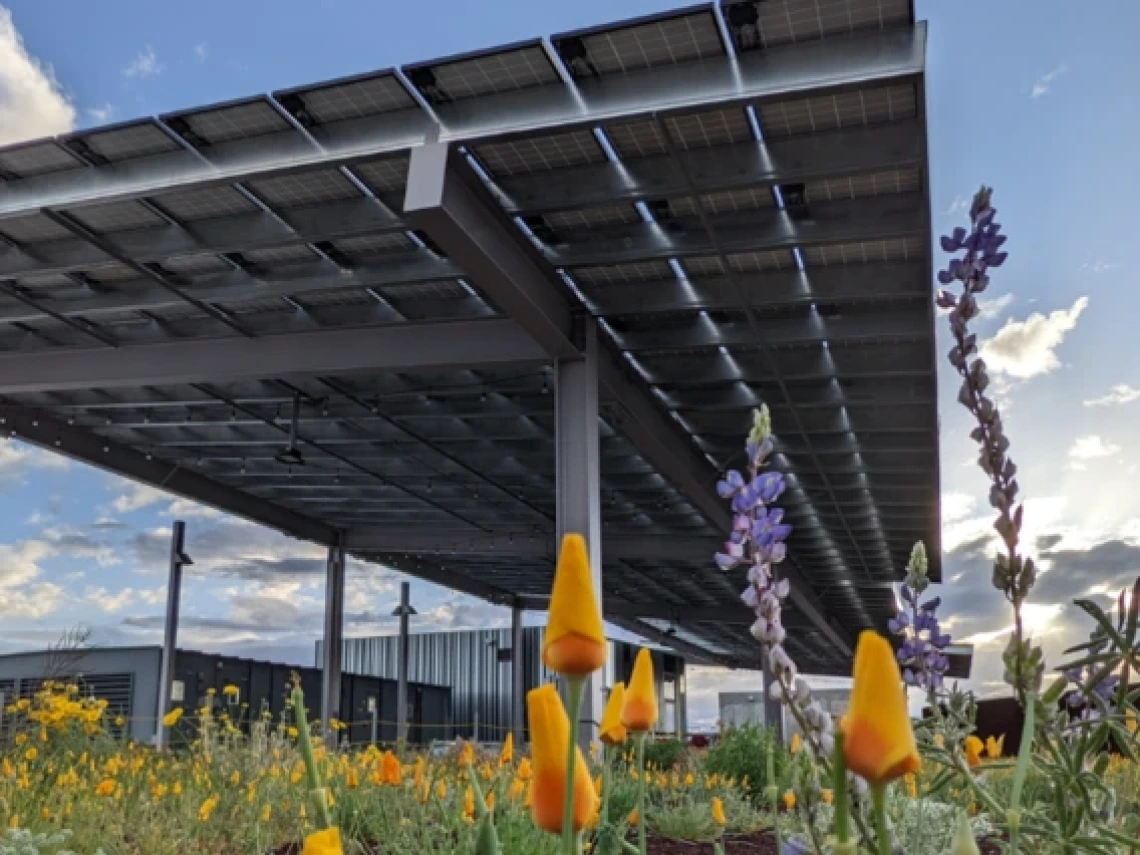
xmin=832 ymin=730 xmax=854 ymax=853
xmin=563 ymin=677 xmax=586 ymax=855
xmin=1008 ymin=695 xmax=1035 ymax=855
xmin=635 ymin=733 xmax=648 ymax=855
xmin=601 ymin=743 xmax=612 ymax=828
xmin=290 ymin=685 xmax=333 ymax=831
xmin=871 ymin=784 xmax=890 ymax=855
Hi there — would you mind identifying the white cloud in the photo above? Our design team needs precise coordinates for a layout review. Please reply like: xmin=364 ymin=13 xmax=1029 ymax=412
xmin=83 ymin=586 xmax=136 ymax=613
xmin=193 ymin=43 xmax=208 ymax=62
xmin=0 ymin=8 xmax=75 ymax=145
xmin=1030 ymin=63 xmax=1068 ymax=99
xmin=1084 ymin=384 xmax=1140 ymax=407
xmin=123 ymin=45 xmax=163 ymax=79
xmin=1067 ymin=435 xmax=1121 ymax=471
xmin=976 ymin=293 xmax=1014 ymax=321
xmin=945 ymin=195 xmax=970 ymax=217
xmin=0 ymin=540 xmax=64 ymax=618
xmin=979 ymin=296 xmax=1088 ymax=379
xmin=164 ymin=498 xmax=222 ymax=519
xmin=86 ymin=103 xmax=114 ymax=124
xmin=1080 ymin=260 xmax=1120 ymax=274
xmin=941 ymin=491 xmax=977 ymax=526
xmin=110 ymin=482 xmax=169 ymax=514
xmin=0 ymin=440 xmax=69 ymax=479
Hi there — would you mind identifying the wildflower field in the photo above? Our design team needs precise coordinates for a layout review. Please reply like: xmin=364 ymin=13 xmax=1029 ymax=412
xmin=1 ymin=187 xmax=1140 ymax=855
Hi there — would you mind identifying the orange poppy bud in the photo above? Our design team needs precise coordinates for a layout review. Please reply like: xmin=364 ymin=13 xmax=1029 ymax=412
xmin=599 ymin=683 xmax=628 ymax=746
xmin=542 ymin=535 xmax=606 ymax=676
xmin=621 ymin=649 xmax=658 ymax=732
xmin=527 ymin=684 xmax=598 ymax=834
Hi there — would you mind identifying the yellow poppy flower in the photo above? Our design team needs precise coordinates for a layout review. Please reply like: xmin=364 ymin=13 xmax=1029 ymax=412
xmin=499 ymin=732 xmax=514 ymax=766
xmin=782 ymin=790 xmax=796 ymax=810
xmin=527 ymin=683 xmax=598 ymax=834
xmin=542 ymin=534 xmax=606 ymax=675
xmin=820 ymin=788 xmax=834 ymax=805
xmin=621 ymin=649 xmax=658 ymax=732
xmin=301 ymin=827 xmax=343 ymax=855
xmin=985 ymin=734 xmax=1005 ymax=759
xmin=790 ymin=733 xmax=802 ymax=755
xmin=842 ymin=631 xmax=921 ymax=785
xmin=162 ymin=708 xmax=183 ymax=728
xmin=517 ymin=757 xmax=533 ymax=781
xmin=711 ymin=797 xmax=726 ymax=826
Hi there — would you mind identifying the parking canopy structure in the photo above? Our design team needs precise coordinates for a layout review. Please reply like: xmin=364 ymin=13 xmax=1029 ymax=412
xmin=0 ymin=0 xmax=941 ymax=726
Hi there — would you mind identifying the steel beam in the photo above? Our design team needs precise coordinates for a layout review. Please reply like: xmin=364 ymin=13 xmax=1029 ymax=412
xmin=555 ymin=324 xmax=604 ymax=744
xmin=511 ymin=603 xmax=524 ymax=746
xmin=394 ymin=581 xmax=413 ymax=746
xmin=608 ymin=616 xmax=735 ymax=669
xmin=155 ymin=520 xmax=190 ymax=750
xmin=0 ymin=25 xmax=924 ymax=219
xmin=0 ymin=319 xmax=545 ymax=394
xmin=0 ymin=402 xmax=335 ymax=543
xmin=321 ymin=535 xmax=346 ymax=745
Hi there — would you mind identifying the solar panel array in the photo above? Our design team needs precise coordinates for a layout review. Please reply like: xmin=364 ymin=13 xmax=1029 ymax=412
xmin=0 ymin=0 xmax=935 ymax=674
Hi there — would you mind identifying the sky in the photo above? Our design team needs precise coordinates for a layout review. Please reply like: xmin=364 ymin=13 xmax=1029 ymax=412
xmin=0 ymin=0 xmax=1138 ymax=730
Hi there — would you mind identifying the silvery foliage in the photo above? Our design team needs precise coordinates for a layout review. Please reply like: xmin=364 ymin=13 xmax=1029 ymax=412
xmin=0 ymin=829 xmax=105 ymax=855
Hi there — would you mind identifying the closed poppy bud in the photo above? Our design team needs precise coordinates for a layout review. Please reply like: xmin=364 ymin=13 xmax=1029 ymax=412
xmin=985 ymin=734 xmax=1004 ymax=759
xmin=527 ymin=684 xmax=598 ymax=834
xmin=622 ymin=649 xmax=658 ymax=732
xmin=543 ymin=534 xmax=606 ymax=676
xmin=711 ymin=797 xmax=726 ymax=826
xmin=600 ymin=683 xmax=628 ymax=746
xmin=842 ymin=631 xmax=921 ymax=785
xmin=964 ymin=735 xmax=984 ymax=768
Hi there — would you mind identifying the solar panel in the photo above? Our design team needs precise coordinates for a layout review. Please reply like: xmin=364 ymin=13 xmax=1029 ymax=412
xmin=472 ymin=130 xmax=605 ymax=177
xmin=246 ymin=169 xmax=362 ymax=208
xmin=351 ymin=155 xmax=411 ymax=203
xmin=15 ymin=273 xmax=83 ymax=301
xmin=544 ymin=204 xmax=640 ymax=234
xmin=279 ymin=73 xmax=416 ymax=124
xmin=554 ymin=8 xmax=725 ymax=79
xmin=681 ymin=249 xmax=795 ymax=276
xmin=243 ymin=244 xmax=320 ymax=269
xmin=381 ymin=280 xmax=471 ymax=301
xmin=406 ymin=44 xmax=560 ymax=105
xmin=605 ymin=107 xmax=752 ymax=159
xmin=757 ymin=83 xmax=916 ymax=138
xmin=801 ymin=237 xmax=923 ymax=266
xmin=161 ymin=253 xmax=234 ymax=276
xmin=72 ymin=122 xmax=181 ymax=162
xmin=331 ymin=233 xmax=415 ymax=261
xmin=169 ymin=99 xmax=292 ymax=146
xmin=219 ymin=295 xmax=295 ymax=315
xmin=0 ymin=214 xmax=75 ymax=244
xmin=152 ymin=186 xmax=260 ymax=222
xmin=670 ymin=186 xmax=775 ymax=218
xmin=727 ymin=0 xmax=910 ymax=51
xmin=294 ymin=287 xmax=376 ymax=308
xmin=83 ymin=263 xmax=142 ymax=284
xmin=0 ymin=141 xmax=84 ymax=179
xmin=68 ymin=201 xmax=167 ymax=233
xmin=569 ymin=260 xmax=673 ymax=285
xmin=803 ymin=168 xmax=920 ymax=202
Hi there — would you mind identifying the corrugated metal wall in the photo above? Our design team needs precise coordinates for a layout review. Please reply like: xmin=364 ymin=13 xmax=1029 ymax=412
xmin=335 ymin=629 xmax=688 ymax=740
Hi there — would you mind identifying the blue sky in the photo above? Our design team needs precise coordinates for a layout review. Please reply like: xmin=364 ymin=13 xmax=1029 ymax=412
xmin=0 ymin=0 xmax=1137 ymax=728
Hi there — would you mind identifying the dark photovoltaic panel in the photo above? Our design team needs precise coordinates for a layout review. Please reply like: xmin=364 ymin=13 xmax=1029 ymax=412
xmin=803 ymin=168 xmax=921 ymax=202
xmin=472 ymin=130 xmax=605 ymax=177
xmin=543 ymin=204 xmax=640 ymax=234
xmin=0 ymin=214 xmax=75 ymax=244
xmin=84 ymin=263 xmax=142 ymax=284
xmin=330 ymin=233 xmax=415 ymax=260
xmin=70 ymin=122 xmax=181 ymax=163
xmin=66 ymin=201 xmax=167 ymax=233
xmin=670 ymin=186 xmax=775 ymax=218
xmin=406 ymin=44 xmax=560 ymax=105
xmin=802 ymin=236 xmax=923 ymax=266
xmin=152 ymin=186 xmax=261 ymax=222
xmin=569 ymin=261 xmax=674 ymax=285
xmin=243 ymin=244 xmax=321 ymax=268
xmin=682 ymin=249 xmax=796 ymax=275
xmin=278 ymin=73 xmax=417 ymax=124
xmin=0 ymin=141 xmax=84 ymax=179
xmin=167 ymin=99 xmax=292 ymax=146
xmin=757 ymin=83 xmax=916 ymax=138
xmin=350 ymin=155 xmax=411 ymax=201
xmin=161 ymin=252 xmax=235 ymax=276
xmin=555 ymin=8 xmax=726 ymax=79
xmin=380 ymin=280 xmax=472 ymax=302
xmin=605 ymin=107 xmax=753 ymax=159
xmin=246 ymin=169 xmax=362 ymax=208
xmin=733 ymin=0 xmax=911 ymax=50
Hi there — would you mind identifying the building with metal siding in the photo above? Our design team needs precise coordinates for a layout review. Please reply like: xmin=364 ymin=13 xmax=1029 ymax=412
xmin=328 ymin=628 xmax=687 ymax=740
xmin=0 ymin=646 xmax=451 ymax=746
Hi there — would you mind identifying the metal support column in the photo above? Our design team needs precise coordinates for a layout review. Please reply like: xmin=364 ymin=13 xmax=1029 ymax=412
xmin=511 ymin=600 xmax=525 ymax=745
xmin=393 ymin=581 xmax=415 ymax=746
xmin=320 ymin=534 xmax=346 ymax=746
xmin=555 ymin=323 xmax=604 ymax=746
xmin=156 ymin=520 xmax=192 ymax=749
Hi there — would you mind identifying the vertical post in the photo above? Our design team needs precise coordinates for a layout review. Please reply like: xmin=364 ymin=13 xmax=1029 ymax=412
xmin=321 ymin=533 xmax=346 ymax=746
xmin=395 ymin=581 xmax=413 ymax=746
xmin=156 ymin=520 xmax=190 ymax=749
xmin=555 ymin=323 xmax=603 ymax=747
xmin=511 ymin=600 xmax=525 ymax=745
